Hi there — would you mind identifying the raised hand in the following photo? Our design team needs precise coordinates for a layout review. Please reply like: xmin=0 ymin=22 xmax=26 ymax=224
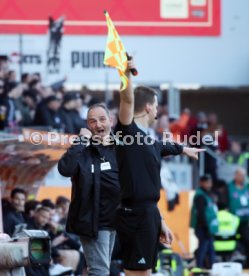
xmin=79 ymin=128 xmax=92 ymax=139
xmin=183 ymin=147 xmax=206 ymax=160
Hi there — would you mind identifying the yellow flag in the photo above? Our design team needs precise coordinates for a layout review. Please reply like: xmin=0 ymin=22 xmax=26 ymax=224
xmin=104 ymin=11 xmax=128 ymax=91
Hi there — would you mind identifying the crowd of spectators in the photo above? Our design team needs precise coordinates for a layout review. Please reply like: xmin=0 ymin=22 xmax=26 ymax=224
xmin=1 ymin=188 xmax=85 ymax=276
xmin=1 ymin=62 xmax=248 ymax=180
xmin=1 ymin=55 xmax=249 ymax=170
xmin=0 ymin=71 xmax=88 ymax=134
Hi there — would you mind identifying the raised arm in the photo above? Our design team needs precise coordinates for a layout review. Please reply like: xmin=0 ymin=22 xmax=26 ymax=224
xmin=118 ymin=59 xmax=135 ymax=125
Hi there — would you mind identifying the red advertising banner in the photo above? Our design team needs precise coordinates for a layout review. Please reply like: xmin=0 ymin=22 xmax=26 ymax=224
xmin=0 ymin=0 xmax=220 ymax=36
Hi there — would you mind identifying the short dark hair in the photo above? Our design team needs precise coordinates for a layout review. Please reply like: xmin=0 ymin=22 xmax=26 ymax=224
xmin=41 ymin=199 xmax=55 ymax=209
xmin=56 ymin=196 xmax=70 ymax=206
xmin=35 ymin=206 xmax=51 ymax=214
xmin=25 ymin=200 xmax=40 ymax=215
xmin=87 ymin=103 xmax=110 ymax=117
xmin=21 ymin=73 xmax=29 ymax=82
xmin=200 ymin=174 xmax=212 ymax=182
xmin=134 ymin=86 xmax=157 ymax=113
xmin=10 ymin=188 xmax=26 ymax=199
xmin=23 ymin=89 xmax=37 ymax=103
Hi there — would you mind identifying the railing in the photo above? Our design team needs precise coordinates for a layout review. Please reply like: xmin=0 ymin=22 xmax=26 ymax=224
xmin=199 ymin=146 xmax=248 ymax=183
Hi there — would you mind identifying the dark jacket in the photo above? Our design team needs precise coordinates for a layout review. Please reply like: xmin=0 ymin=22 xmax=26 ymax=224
xmin=2 ymin=204 xmax=25 ymax=236
xmin=58 ymin=140 xmax=102 ymax=239
xmin=59 ymin=107 xmax=86 ymax=134
xmin=33 ymin=101 xmax=62 ymax=130
xmin=0 ymin=95 xmax=16 ymax=129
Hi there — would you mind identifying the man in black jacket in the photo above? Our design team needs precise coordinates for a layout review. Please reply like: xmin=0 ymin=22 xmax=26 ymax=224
xmin=58 ymin=103 xmax=120 ymax=276
xmin=33 ymin=95 xmax=62 ymax=130
xmin=59 ymin=92 xmax=86 ymax=134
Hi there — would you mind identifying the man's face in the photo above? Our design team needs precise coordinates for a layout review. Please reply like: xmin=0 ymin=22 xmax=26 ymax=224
xmin=60 ymin=202 xmax=70 ymax=217
xmin=35 ymin=210 xmax=50 ymax=228
xmin=147 ymin=96 xmax=158 ymax=126
xmin=235 ymin=170 xmax=246 ymax=185
xmin=200 ymin=179 xmax=213 ymax=191
xmin=48 ymin=100 xmax=61 ymax=111
xmin=87 ymin=107 xmax=113 ymax=139
xmin=11 ymin=193 xmax=26 ymax=212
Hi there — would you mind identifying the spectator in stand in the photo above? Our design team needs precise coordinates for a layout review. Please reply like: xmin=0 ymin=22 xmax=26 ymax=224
xmin=50 ymin=76 xmax=67 ymax=92
xmin=190 ymin=175 xmax=218 ymax=269
xmin=55 ymin=196 xmax=70 ymax=226
xmin=26 ymin=205 xmax=51 ymax=230
xmin=207 ymin=113 xmax=229 ymax=153
xmin=226 ymin=141 xmax=249 ymax=174
xmin=226 ymin=141 xmax=244 ymax=165
xmin=156 ymin=114 xmax=169 ymax=140
xmin=8 ymin=82 xmax=27 ymax=125
xmin=25 ymin=206 xmax=50 ymax=276
xmin=7 ymin=70 xmax=17 ymax=84
xmin=78 ymin=91 xmax=92 ymax=120
xmin=0 ymin=81 xmax=17 ymax=129
xmin=195 ymin=111 xmax=208 ymax=134
xmin=15 ymin=89 xmax=37 ymax=126
xmin=21 ymin=73 xmax=32 ymax=90
xmin=74 ymin=91 xmax=84 ymax=115
xmin=38 ymin=86 xmax=54 ymax=100
xmin=181 ymin=108 xmax=198 ymax=139
xmin=59 ymin=92 xmax=86 ymax=134
xmin=32 ymin=72 xmax=42 ymax=82
xmin=29 ymin=78 xmax=42 ymax=91
xmin=0 ymin=79 xmax=7 ymax=129
xmin=40 ymin=199 xmax=58 ymax=229
xmin=194 ymin=112 xmax=219 ymax=183
xmin=169 ymin=108 xmax=190 ymax=142
xmin=108 ymin=106 xmax=119 ymax=130
xmin=33 ymin=95 xmax=62 ymax=130
xmin=54 ymin=196 xmax=86 ymax=275
xmin=39 ymin=199 xmax=85 ymax=275
xmin=227 ymin=167 xmax=249 ymax=267
xmin=0 ymin=56 xmax=9 ymax=79
xmin=23 ymin=199 xmax=41 ymax=222
xmin=2 ymin=187 xmax=26 ymax=236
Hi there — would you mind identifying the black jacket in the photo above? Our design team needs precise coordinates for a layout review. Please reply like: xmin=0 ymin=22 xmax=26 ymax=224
xmin=59 ymin=107 xmax=86 ymax=134
xmin=58 ymin=140 xmax=102 ymax=239
xmin=2 ymin=204 xmax=25 ymax=236
xmin=33 ymin=101 xmax=62 ymax=130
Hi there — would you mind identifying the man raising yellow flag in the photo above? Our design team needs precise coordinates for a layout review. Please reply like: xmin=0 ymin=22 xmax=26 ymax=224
xmin=103 ymin=11 xmax=129 ymax=91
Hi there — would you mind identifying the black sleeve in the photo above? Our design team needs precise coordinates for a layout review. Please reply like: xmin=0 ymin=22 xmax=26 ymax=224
xmin=3 ymin=213 xmax=14 ymax=236
xmin=157 ymin=141 xmax=183 ymax=157
xmin=33 ymin=105 xmax=51 ymax=126
xmin=195 ymin=195 xmax=208 ymax=226
xmin=58 ymin=139 xmax=86 ymax=177
xmin=115 ymin=120 xmax=139 ymax=137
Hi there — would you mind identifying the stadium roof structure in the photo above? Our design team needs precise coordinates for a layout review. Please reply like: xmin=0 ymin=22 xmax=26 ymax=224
xmin=0 ymin=130 xmax=66 ymax=198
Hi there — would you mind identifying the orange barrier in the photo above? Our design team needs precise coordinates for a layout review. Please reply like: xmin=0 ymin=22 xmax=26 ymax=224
xmin=158 ymin=190 xmax=191 ymax=254
xmin=37 ymin=186 xmax=71 ymax=202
